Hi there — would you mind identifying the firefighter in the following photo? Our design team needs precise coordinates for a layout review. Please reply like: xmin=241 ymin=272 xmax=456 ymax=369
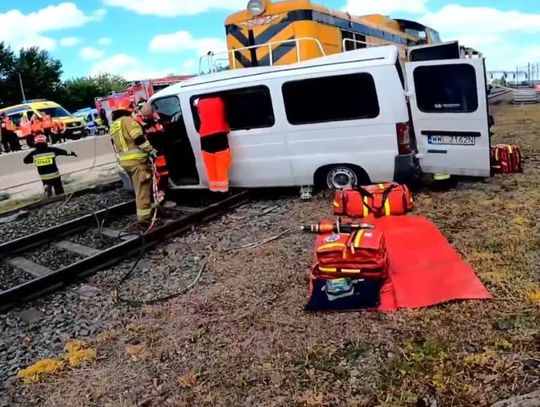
xmin=23 ymin=134 xmax=77 ymax=197
xmin=194 ymin=96 xmax=231 ymax=192
xmin=109 ymin=97 xmax=158 ymax=224
xmin=138 ymin=102 xmax=168 ymax=203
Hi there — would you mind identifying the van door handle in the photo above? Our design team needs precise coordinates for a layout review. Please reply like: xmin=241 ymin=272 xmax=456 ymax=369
xmin=404 ymin=90 xmax=415 ymax=98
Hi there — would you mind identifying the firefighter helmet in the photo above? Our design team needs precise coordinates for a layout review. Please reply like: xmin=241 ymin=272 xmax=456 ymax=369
xmin=34 ymin=135 xmax=47 ymax=145
xmin=109 ymin=96 xmax=134 ymax=112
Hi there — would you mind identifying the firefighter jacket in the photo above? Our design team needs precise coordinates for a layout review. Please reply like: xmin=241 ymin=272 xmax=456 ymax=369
xmin=110 ymin=116 xmax=155 ymax=166
xmin=197 ymin=97 xmax=229 ymax=137
xmin=23 ymin=146 xmax=71 ymax=181
xmin=137 ymin=113 xmax=164 ymax=135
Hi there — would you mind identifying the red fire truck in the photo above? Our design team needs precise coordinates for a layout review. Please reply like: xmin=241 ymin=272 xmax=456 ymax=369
xmin=95 ymin=75 xmax=193 ymax=125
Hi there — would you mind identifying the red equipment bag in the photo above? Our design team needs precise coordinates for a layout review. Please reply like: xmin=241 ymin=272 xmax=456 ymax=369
xmin=312 ymin=227 xmax=388 ymax=280
xmin=333 ymin=183 xmax=413 ymax=218
xmin=491 ymin=144 xmax=522 ymax=174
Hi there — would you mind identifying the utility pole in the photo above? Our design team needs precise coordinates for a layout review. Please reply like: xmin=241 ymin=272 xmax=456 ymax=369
xmin=17 ymin=72 xmax=27 ymax=102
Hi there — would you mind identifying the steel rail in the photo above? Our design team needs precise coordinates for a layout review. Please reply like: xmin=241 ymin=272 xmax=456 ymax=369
xmin=0 ymin=190 xmax=249 ymax=312
xmin=0 ymin=201 xmax=135 ymax=257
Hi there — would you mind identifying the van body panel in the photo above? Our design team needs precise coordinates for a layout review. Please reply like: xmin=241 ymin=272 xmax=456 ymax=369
xmin=405 ymin=58 xmax=491 ymax=177
xmin=148 ymin=46 xmax=425 ymax=190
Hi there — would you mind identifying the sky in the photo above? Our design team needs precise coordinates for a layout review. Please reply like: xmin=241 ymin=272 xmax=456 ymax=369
xmin=0 ymin=0 xmax=539 ymax=81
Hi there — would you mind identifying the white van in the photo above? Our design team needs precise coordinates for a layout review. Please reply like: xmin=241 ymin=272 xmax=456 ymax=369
xmin=148 ymin=44 xmax=491 ymax=191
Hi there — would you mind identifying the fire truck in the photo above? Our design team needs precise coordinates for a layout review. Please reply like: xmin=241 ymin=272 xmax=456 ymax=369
xmin=95 ymin=75 xmax=193 ymax=125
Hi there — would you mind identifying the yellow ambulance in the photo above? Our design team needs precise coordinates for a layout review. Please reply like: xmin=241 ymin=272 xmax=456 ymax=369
xmin=0 ymin=99 xmax=85 ymax=141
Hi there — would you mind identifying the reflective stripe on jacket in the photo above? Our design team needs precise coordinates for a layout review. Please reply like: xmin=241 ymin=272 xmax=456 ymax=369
xmin=110 ymin=116 xmax=152 ymax=165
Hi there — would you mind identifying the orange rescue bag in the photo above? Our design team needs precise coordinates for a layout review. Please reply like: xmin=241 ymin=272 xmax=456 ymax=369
xmin=333 ymin=183 xmax=413 ymax=218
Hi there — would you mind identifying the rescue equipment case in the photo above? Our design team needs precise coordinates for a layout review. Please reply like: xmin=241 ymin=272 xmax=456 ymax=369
xmin=490 ymin=144 xmax=522 ymax=174
xmin=312 ymin=228 xmax=388 ymax=280
xmin=333 ymin=183 xmax=413 ymax=218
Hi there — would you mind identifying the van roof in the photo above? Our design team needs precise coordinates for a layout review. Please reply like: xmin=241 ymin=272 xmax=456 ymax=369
xmin=152 ymin=45 xmax=399 ymax=100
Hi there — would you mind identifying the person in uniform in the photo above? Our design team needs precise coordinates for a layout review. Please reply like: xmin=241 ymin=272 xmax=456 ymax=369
xmin=194 ymin=96 xmax=232 ymax=192
xmin=23 ymin=134 xmax=77 ymax=197
xmin=109 ymin=97 xmax=158 ymax=225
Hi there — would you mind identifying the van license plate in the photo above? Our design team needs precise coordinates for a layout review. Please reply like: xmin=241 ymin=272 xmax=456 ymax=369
xmin=72 ymin=130 xmax=81 ymax=135
xmin=428 ymin=135 xmax=475 ymax=145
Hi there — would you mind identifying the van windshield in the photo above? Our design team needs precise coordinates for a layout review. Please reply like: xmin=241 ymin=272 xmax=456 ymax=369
xmin=38 ymin=106 xmax=72 ymax=118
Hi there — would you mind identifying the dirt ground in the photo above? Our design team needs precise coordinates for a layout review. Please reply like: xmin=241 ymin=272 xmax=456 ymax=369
xmin=5 ymin=100 xmax=540 ymax=406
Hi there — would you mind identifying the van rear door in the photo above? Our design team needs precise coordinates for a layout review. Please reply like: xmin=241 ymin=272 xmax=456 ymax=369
xmin=405 ymin=58 xmax=490 ymax=177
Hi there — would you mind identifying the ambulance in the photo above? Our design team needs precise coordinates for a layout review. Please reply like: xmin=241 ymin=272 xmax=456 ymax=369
xmin=0 ymin=99 xmax=85 ymax=141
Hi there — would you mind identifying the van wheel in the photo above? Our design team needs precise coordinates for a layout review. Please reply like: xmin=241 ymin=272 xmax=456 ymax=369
xmin=325 ymin=166 xmax=359 ymax=189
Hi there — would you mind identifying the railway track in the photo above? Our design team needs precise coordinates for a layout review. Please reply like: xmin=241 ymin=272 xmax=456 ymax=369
xmin=488 ymin=88 xmax=512 ymax=104
xmin=0 ymin=190 xmax=249 ymax=312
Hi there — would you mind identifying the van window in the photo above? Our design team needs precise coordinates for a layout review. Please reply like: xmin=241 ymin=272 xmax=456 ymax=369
xmin=191 ymin=85 xmax=274 ymax=131
xmin=152 ymin=96 xmax=182 ymax=122
xmin=413 ymin=64 xmax=478 ymax=113
xmin=282 ymin=73 xmax=380 ymax=125
xmin=38 ymin=106 xmax=71 ymax=118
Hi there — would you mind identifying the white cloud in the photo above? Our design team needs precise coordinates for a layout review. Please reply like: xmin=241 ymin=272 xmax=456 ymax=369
xmin=89 ymin=54 xmax=175 ymax=80
xmin=420 ymin=5 xmax=540 ymax=38
xmin=103 ymin=0 xmax=246 ymax=17
xmin=19 ymin=36 xmax=57 ymax=51
xmin=60 ymin=37 xmax=81 ymax=47
xmin=343 ymin=0 xmax=428 ymax=15
xmin=0 ymin=3 xmax=106 ymax=51
xmin=418 ymin=5 xmax=540 ymax=70
xmin=98 ymin=37 xmax=111 ymax=45
xmin=80 ymin=47 xmax=104 ymax=60
xmin=150 ymin=31 xmax=227 ymax=58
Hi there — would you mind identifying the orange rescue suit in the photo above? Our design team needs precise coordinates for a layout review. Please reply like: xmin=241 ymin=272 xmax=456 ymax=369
xmin=31 ymin=118 xmax=43 ymax=134
xmin=196 ymin=97 xmax=231 ymax=192
xmin=42 ymin=115 xmax=53 ymax=129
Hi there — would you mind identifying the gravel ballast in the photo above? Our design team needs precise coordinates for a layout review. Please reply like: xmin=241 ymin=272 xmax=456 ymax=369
xmin=0 ymin=188 xmax=133 ymax=244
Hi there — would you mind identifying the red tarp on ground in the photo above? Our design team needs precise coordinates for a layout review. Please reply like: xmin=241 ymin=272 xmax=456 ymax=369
xmin=371 ymin=215 xmax=492 ymax=311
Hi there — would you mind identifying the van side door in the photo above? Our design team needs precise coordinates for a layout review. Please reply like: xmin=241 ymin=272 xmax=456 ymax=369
xmin=405 ymin=58 xmax=491 ymax=177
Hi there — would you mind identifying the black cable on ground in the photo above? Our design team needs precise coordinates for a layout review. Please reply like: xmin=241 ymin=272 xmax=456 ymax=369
xmin=111 ymin=227 xmax=303 ymax=306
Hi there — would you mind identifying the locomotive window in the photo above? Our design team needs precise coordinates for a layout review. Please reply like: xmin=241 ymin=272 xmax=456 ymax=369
xmin=282 ymin=73 xmax=380 ymax=125
xmin=414 ymin=64 xmax=478 ymax=113
xmin=151 ymin=96 xmax=182 ymax=122
xmin=191 ymin=85 xmax=274 ymax=131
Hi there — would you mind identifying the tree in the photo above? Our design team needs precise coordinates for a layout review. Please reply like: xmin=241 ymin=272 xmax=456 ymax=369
xmin=0 ymin=42 xmax=63 ymax=107
xmin=60 ymin=73 xmax=128 ymax=112
xmin=0 ymin=42 xmax=17 ymax=106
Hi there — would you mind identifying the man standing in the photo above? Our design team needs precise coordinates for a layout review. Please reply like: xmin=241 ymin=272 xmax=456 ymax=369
xmin=109 ymin=97 xmax=158 ymax=225
xmin=30 ymin=115 xmax=44 ymax=148
xmin=194 ymin=96 xmax=232 ymax=192
xmin=138 ymin=103 xmax=168 ymax=204
xmin=23 ymin=134 xmax=77 ymax=197
xmin=0 ymin=114 xmax=21 ymax=152
xmin=40 ymin=113 xmax=54 ymax=144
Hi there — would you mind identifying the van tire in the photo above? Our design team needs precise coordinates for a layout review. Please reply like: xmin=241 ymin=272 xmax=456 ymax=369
xmin=316 ymin=164 xmax=370 ymax=190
